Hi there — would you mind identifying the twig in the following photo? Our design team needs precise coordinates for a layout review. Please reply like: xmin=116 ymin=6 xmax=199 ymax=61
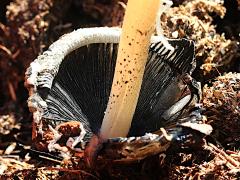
xmin=207 ymin=143 xmax=240 ymax=168
xmin=7 ymin=81 xmax=17 ymax=102
xmin=0 ymin=44 xmax=12 ymax=56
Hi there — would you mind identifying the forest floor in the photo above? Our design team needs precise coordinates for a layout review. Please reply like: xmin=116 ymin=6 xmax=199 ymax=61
xmin=0 ymin=0 xmax=240 ymax=179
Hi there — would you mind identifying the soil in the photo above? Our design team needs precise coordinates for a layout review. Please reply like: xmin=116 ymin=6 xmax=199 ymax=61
xmin=0 ymin=0 xmax=239 ymax=179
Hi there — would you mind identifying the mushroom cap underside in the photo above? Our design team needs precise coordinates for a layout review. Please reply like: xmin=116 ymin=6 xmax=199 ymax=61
xmin=27 ymin=39 xmax=195 ymax=140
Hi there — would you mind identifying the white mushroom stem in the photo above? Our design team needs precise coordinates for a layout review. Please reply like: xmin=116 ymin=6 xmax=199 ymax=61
xmin=100 ymin=0 xmax=162 ymax=139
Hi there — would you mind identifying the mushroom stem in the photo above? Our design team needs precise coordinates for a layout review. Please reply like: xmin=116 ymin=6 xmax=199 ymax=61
xmin=100 ymin=0 xmax=161 ymax=139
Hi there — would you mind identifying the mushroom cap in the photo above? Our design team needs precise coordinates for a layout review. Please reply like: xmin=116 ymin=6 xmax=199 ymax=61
xmin=25 ymin=27 xmax=195 ymax=142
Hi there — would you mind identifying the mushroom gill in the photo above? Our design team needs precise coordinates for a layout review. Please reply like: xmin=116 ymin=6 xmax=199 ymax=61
xmin=25 ymin=30 xmax=195 ymax=145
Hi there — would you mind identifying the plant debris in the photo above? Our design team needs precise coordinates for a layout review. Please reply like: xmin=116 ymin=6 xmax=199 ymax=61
xmin=0 ymin=0 xmax=54 ymax=108
xmin=203 ymin=72 xmax=240 ymax=149
xmin=0 ymin=114 xmax=19 ymax=135
xmin=167 ymin=143 xmax=240 ymax=179
xmin=0 ymin=0 xmax=240 ymax=179
xmin=160 ymin=0 xmax=239 ymax=77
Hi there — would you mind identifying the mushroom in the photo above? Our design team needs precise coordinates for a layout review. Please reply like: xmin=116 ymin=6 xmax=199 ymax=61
xmin=25 ymin=0 xmax=210 ymax=162
xmin=25 ymin=27 xmax=196 ymax=148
